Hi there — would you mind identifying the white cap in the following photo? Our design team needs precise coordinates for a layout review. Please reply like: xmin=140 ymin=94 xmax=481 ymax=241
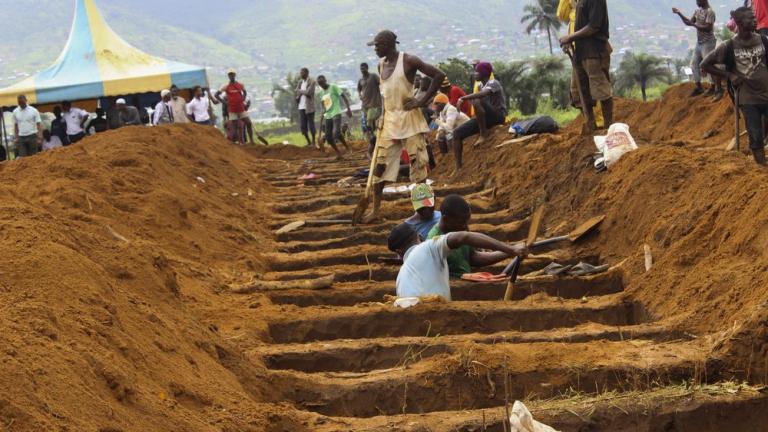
xmin=116 ymin=98 xmax=126 ymax=105
xmin=160 ymin=89 xmax=170 ymax=97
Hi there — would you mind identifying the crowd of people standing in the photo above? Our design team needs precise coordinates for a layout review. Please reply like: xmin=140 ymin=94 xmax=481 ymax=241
xmin=4 ymin=69 xmax=268 ymax=160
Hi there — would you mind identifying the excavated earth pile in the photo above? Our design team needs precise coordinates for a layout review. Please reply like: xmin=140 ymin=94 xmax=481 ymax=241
xmin=2 ymin=83 xmax=768 ymax=432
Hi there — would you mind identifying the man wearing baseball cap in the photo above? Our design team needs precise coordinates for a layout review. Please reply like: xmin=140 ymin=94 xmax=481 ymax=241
xmin=439 ymin=77 xmax=471 ymax=117
xmin=215 ymin=69 xmax=261 ymax=144
xmin=361 ymin=30 xmax=446 ymax=224
xmin=404 ymin=183 xmax=441 ymax=240
xmin=115 ymin=98 xmax=142 ymax=128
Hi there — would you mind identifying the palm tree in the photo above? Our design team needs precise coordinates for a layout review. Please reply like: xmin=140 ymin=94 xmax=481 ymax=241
xmin=531 ymin=56 xmax=566 ymax=102
xmin=521 ymin=0 xmax=562 ymax=55
xmin=616 ymin=52 xmax=671 ymax=101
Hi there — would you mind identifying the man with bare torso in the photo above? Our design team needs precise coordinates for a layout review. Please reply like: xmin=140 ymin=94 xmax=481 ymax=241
xmin=362 ymin=30 xmax=446 ymax=224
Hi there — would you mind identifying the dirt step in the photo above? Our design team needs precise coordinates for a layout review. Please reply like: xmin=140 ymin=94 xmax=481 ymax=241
xmin=269 ymin=177 xmax=343 ymax=187
xmin=273 ymin=184 xmax=488 ymax=214
xmin=256 ymin=323 xmax=686 ymax=374
xmin=306 ymin=384 xmax=768 ymax=432
xmin=269 ymin=340 xmax=704 ymax=417
xmin=268 ymin=200 xmax=506 ymax=228
xmin=276 ymin=220 xmax=529 ymax=253
xmin=276 ymin=223 xmax=390 ymax=243
xmin=267 ymin=296 xmax=643 ymax=343
xmin=264 ymin=253 xmax=589 ymax=283
xmin=266 ymin=269 xmax=624 ymax=307
xmin=274 ymin=182 xmax=490 ymax=205
xmin=269 ymin=234 xmax=564 ymax=272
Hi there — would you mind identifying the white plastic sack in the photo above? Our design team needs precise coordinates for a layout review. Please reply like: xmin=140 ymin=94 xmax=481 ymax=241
xmin=393 ymin=297 xmax=420 ymax=309
xmin=593 ymin=123 xmax=638 ymax=169
xmin=509 ymin=401 xmax=560 ymax=432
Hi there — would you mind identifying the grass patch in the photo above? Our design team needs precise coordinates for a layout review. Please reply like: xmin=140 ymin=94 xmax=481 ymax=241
xmin=509 ymin=98 xmax=580 ymax=127
xmin=262 ymin=131 xmax=308 ymax=146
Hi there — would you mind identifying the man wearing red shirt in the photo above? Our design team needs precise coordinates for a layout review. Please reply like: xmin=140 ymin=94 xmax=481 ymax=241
xmin=216 ymin=69 xmax=258 ymax=144
xmin=755 ymin=0 xmax=768 ymax=35
xmin=440 ymin=77 xmax=472 ymax=117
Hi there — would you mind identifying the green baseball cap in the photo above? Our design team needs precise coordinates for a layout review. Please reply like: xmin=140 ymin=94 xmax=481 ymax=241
xmin=411 ymin=183 xmax=435 ymax=211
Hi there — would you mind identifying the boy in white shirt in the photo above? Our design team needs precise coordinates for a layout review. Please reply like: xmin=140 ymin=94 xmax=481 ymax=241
xmin=388 ymin=221 xmax=526 ymax=301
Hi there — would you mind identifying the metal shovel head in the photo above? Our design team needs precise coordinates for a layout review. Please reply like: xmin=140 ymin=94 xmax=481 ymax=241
xmin=568 ymin=215 xmax=606 ymax=242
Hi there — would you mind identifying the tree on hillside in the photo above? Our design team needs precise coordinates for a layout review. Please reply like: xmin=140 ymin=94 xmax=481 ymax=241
xmin=521 ymin=0 xmax=562 ymax=55
xmin=437 ymin=58 xmax=474 ymax=91
xmin=616 ymin=52 xmax=671 ymax=101
xmin=671 ymin=57 xmax=690 ymax=83
xmin=493 ymin=61 xmax=533 ymax=113
xmin=271 ymin=72 xmax=301 ymax=123
xmin=531 ymin=56 xmax=567 ymax=107
xmin=717 ymin=24 xmax=734 ymax=42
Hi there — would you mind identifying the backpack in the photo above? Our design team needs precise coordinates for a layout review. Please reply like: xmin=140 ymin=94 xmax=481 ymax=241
xmin=510 ymin=116 xmax=559 ymax=136
xmin=723 ymin=34 xmax=768 ymax=102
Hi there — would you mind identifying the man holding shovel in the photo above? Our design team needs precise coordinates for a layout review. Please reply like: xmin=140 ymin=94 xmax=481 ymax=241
xmin=703 ymin=6 xmax=768 ymax=165
xmin=559 ymin=0 xmax=613 ymax=133
xmin=359 ymin=30 xmax=445 ymax=224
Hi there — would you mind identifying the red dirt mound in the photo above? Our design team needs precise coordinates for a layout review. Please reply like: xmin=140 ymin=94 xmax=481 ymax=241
xmin=429 ymin=83 xmax=768 ymax=383
xmin=0 ymin=125 xmax=279 ymax=431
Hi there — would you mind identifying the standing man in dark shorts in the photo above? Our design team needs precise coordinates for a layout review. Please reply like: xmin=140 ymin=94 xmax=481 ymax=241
xmin=317 ymin=75 xmax=353 ymax=159
xmin=451 ymin=62 xmax=507 ymax=176
xmin=559 ymin=0 xmax=613 ymax=133
xmin=358 ymin=62 xmax=382 ymax=157
xmin=295 ymin=68 xmax=317 ymax=148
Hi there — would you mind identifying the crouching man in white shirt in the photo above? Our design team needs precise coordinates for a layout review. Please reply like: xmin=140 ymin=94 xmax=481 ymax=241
xmin=388 ymin=219 xmax=527 ymax=301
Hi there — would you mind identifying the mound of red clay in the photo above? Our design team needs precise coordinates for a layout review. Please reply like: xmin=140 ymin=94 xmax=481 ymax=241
xmin=430 ymin=83 xmax=768 ymax=383
xmin=0 ymin=125 xmax=279 ymax=431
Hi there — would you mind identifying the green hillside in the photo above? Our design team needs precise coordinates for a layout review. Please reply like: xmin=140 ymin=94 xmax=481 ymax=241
xmin=0 ymin=0 xmax=705 ymax=94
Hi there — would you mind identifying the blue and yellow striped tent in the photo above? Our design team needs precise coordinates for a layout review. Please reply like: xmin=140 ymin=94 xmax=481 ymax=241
xmin=0 ymin=0 xmax=208 ymax=106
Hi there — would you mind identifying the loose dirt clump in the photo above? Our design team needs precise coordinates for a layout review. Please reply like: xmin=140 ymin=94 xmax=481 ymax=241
xmin=0 ymin=124 xmax=283 ymax=431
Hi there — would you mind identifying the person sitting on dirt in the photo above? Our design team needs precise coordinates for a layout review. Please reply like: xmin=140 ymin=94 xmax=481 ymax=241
xmin=427 ymin=195 xmax=515 ymax=279
xmin=404 ymin=184 xmax=441 ymax=239
xmin=673 ymin=0 xmax=724 ymax=100
xmin=434 ymin=92 xmax=470 ymax=154
xmin=388 ymin=221 xmax=526 ymax=300
xmin=702 ymin=6 xmax=768 ymax=165
xmin=451 ymin=62 xmax=508 ymax=176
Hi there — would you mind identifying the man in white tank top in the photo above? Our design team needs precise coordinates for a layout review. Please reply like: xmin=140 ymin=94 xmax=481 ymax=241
xmin=362 ymin=30 xmax=446 ymax=224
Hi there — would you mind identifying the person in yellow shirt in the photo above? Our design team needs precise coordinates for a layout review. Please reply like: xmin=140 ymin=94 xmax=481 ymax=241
xmin=559 ymin=0 xmax=606 ymax=129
